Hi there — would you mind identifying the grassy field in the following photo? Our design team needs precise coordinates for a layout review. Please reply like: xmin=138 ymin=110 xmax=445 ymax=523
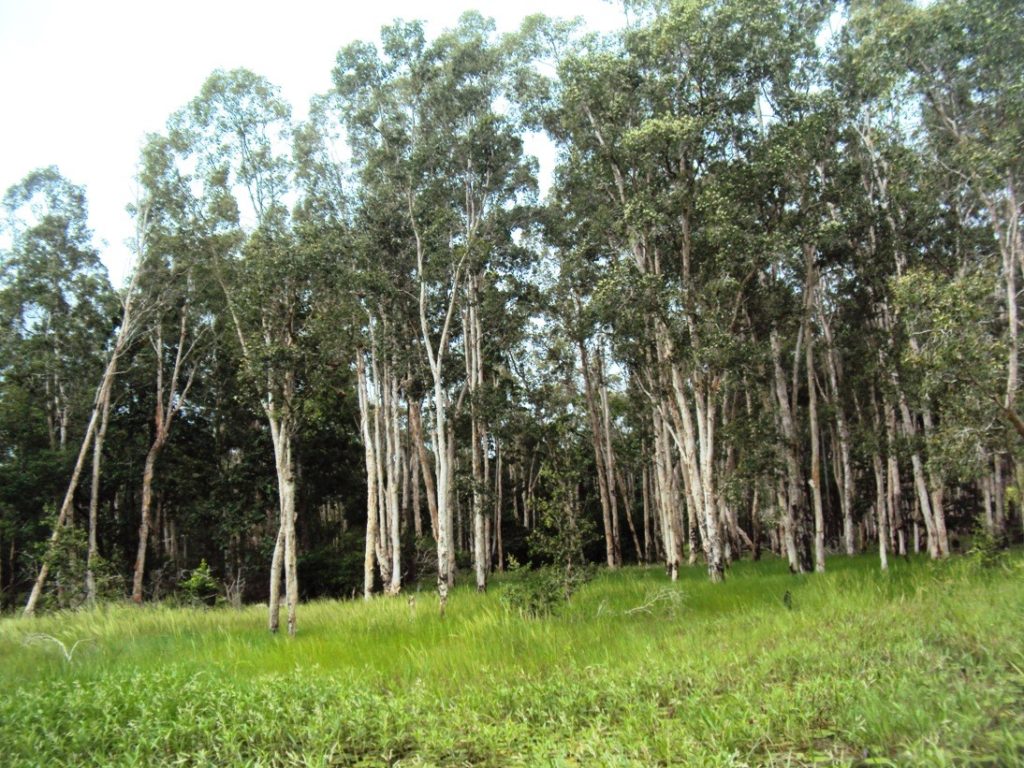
xmin=1 ymin=554 xmax=1022 ymax=766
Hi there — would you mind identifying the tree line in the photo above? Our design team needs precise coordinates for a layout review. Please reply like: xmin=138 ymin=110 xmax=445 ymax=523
xmin=1 ymin=0 xmax=1020 ymax=633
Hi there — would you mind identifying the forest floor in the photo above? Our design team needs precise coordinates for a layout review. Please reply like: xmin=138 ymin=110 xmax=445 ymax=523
xmin=1 ymin=553 xmax=1022 ymax=766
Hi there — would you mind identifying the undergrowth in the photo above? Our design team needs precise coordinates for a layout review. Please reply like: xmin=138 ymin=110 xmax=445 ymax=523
xmin=1 ymin=554 xmax=1022 ymax=766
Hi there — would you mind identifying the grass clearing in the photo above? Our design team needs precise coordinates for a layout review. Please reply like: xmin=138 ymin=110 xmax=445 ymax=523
xmin=1 ymin=554 xmax=1023 ymax=766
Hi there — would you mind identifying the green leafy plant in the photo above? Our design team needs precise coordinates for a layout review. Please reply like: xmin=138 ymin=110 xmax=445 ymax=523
xmin=501 ymin=562 xmax=572 ymax=618
xmin=501 ymin=469 xmax=597 ymax=618
xmin=967 ymin=522 xmax=1007 ymax=570
xmin=179 ymin=559 xmax=220 ymax=607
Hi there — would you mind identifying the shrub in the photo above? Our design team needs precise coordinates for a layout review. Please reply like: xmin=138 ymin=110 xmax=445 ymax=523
xmin=968 ymin=521 xmax=1007 ymax=570
xmin=500 ymin=558 xmax=592 ymax=618
xmin=179 ymin=560 xmax=219 ymax=607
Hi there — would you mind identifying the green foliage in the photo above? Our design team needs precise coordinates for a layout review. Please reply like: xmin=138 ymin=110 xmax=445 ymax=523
xmin=967 ymin=523 xmax=1008 ymax=570
xmin=178 ymin=559 xmax=219 ymax=607
xmin=528 ymin=488 xmax=596 ymax=574
xmin=31 ymin=517 xmax=87 ymax=611
xmin=297 ymin=530 xmax=365 ymax=600
xmin=500 ymin=560 xmax=589 ymax=618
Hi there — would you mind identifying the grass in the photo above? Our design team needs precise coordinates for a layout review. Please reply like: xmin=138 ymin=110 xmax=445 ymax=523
xmin=1 ymin=553 xmax=1023 ymax=766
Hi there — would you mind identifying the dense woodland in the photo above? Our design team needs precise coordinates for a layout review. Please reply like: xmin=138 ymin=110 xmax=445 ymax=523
xmin=1 ymin=0 xmax=1021 ymax=633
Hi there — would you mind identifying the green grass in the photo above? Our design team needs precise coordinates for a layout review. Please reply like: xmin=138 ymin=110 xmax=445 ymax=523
xmin=1 ymin=554 xmax=1023 ymax=766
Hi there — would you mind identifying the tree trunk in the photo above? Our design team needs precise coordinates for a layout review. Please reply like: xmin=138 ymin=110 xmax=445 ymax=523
xmin=131 ymin=434 xmax=166 ymax=604
xmin=818 ymin=300 xmax=855 ymax=556
xmin=270 ymin=418 xmax=299 ymax=636
xmin=356 ymin=349 xmax=378 ymax=599
xmin=411 ymin=422 xmax=423 ymax=539
xmin=597 ymin=349 xmax=623 ymax=566
xmin=268 ymin=524 xmax=284 ymax=632
xmin=25 ymin=362 xmax=112 ymax=616
xmin=579 ymin=337 xmax=617 ymax=568
xmin=616 ymin=467 xmax=643 ymax=564
xmin=771 ymin=328 xmax=810 ymax=573
xmin=871 ymin=390 xmax=890 ymax=572
xmin=85 ymin=369 xmax=114 ymax=604
xmin=641 ymin=465 xmax=653 ymax=563
xmin=806 ymin=337 xmax=825 ymax=573
xmin=384 ymin=365 xmax=402 ymax=595
xmin=494 ymin=446 xmax=504 ymax=572
xmin=132 ymin=314 xmax=197 ymax=605
xmin=409 ymin=398 xmax=439 ymax=541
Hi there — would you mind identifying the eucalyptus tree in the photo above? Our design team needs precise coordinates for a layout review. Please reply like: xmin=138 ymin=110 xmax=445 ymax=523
xmin=827 ymin=0 xmax=1012 ymax=559
xmin=172 ymin=68 xmax=310 ymax=635
xmin=334 ymin=14 xmax=538 ymax=606
xmin=905 ymin=0 xmax=1024 ymax=419
xmin=544 ymin=248 xmax=624 ymax=568
xmin=900 ymin=0 xmax=1024 ymax=535
xmin=3 ymin=169 xmax=148 ymax=616
xmin=544 ymin=0 xmax=832 ymax=580
xmin=128 ymin=134 xmax=213 ymax=604
xmin=1 ymin=168 xmax=112 ymax=456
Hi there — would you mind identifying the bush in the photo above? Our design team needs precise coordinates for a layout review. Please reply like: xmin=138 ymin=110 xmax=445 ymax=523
xmin=968 ymin=522 xmax=1007 ymax=570
xmin=179 ymin=560 xmax=219 ymax=607
xmin=25 ymin=514 xmax=123 ymax=611
xmin=500 ymin=558 xmax=592 ymax=618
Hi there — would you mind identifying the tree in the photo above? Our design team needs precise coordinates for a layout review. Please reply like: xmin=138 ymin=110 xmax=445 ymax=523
xmin=3 ymin=168 xmax=145 ymax=616
xmin=334 ymin=14 xmax=537 ymax=608
xmin=128 ymin=134 xmax=211 ymax=604
xmin=173 ymin=69 xmax=311 ymax=635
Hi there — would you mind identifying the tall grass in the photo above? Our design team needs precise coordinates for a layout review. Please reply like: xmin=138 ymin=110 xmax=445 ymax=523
xmin=1 ymin=554 xmax=1022 ymax=766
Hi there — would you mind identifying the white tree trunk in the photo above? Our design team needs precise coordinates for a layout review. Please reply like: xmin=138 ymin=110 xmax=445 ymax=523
xmin=85 ymin=370 xmax=114 ymax=604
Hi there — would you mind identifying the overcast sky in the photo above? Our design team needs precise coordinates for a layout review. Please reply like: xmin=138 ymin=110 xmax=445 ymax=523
xmin=0 ymin=0 xmax=625 ymax=284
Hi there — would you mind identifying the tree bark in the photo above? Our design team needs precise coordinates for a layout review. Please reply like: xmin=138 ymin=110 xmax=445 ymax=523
xmin=579 ymin=337 xmax=618 ymax=568
xmin=268 ymin=524 xmax=284 ymax=632
xmin=771 ymin=327 xmax=810 ymax=573
xmin=356 ymin=350 xmax=378 ymax=599
xmin=85 ymin=368 xmax=114 ymax=604
xmin=408 ymin=398 xmax=439 ymax=541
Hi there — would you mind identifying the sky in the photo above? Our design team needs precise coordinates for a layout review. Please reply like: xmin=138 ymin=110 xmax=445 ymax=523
xmin=0 ymin=0 xmax=626 ymax=285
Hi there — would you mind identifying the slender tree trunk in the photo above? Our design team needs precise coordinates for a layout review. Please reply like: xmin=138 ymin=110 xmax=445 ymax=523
xmin=132 ymin=313 xmax=197 ymax=605
xmin=409 ymin=398 xmax=439 ymax=541
xmin=872 ymin=393 xmax=888 ymax=573
xmin=818 ymin=302 xmax=855 ymax=556
xmin=131 ymin=434 xmax=166 ymax=604
xmin=808 ymin=388 xmax=825 ymax=571
xmin=385 ymin=365 xmax=402 ymax=594
xmin=641 ymin=465 xmax=653 ymax=563
xmin=803 ymin=254 xmax=826 ymax=573
xmin=494 ymin=446 xmax=504 ymax=572
xmin=597 ymin=349 xmax=622 ymax=566
xmin=268 ymin=524 xmax=284 ymax=632
xmin=411 ymin=415 xmax=423 ymax=539
xmin=411 ymin=190 xmax=465 ymax=616
xmin=993 ymin=456 xmax=1006 ymax=534
xmin=25 ymin=365 xmax=112 ymax=616
xmin=269 ymin=416 xmax=299 ymax=636
xmin=579 ymin=337 xmax=617 ymax=568
xmin=357 ymin=350 xmax=378 ymax=599
xmin=25 ymin=263 xmax=142 ymax=617
xmin=652 ymin=407 xmax=679 ymax=580
xmin=771 ymin=328 xmax=809 ymax=573
xmin=85 ymin=371 xmax=114 ymax=604
xmin=616 ymin=467 xmax=643 ymax=564
xmin=919 ymin=409 xmax=949 ymax=556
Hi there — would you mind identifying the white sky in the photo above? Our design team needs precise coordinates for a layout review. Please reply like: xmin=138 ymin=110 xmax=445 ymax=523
xmin=0 ymin=0 xmax=625 ymax=285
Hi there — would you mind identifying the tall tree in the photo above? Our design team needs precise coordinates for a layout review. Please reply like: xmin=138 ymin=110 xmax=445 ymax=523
xmin=173 ymin=69 xmax=311 ymax=635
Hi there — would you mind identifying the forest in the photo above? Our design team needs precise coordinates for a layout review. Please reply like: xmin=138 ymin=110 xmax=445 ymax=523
xmin=3 ymin=0 xmax=1024 ymax=763
xmin=1 ymin=0 xmax=1022 ymax=632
